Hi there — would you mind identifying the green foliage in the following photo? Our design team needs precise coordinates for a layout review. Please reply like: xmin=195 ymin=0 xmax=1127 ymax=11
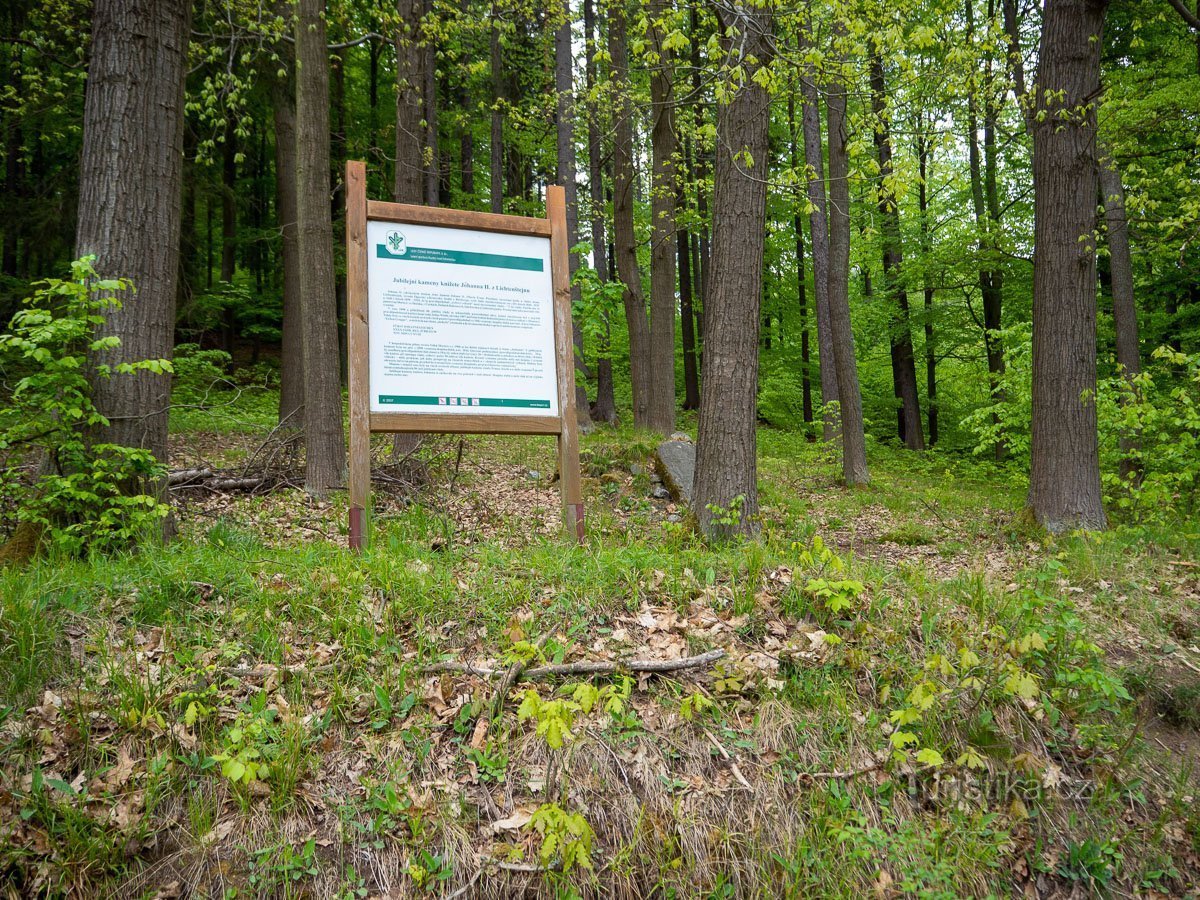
xmin=171 ymin=343 xmax=233 ymax=403
xmin=528 ymin=803 xmax=595 ymax=873
xmin=0 ymin=258 xmax=170 ymax=554
xmin=1098 ymin=346 xmax=1200 ymax=523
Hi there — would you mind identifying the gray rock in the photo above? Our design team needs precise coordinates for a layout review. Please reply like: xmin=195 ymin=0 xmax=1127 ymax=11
xmin=669 ymin=431 xmax=691 ymax=442
xmin=654 ymin=439 xmax=695 ymax=505
xmin=526 ymin=470 xmax=541 ymax=480
xmin=629 ymin=463 xmax=645 ymax=476
xmin=667 ymin=514 xmax=682 ymax=523
xmin=651 ymin=485 xmax=671 ymax=500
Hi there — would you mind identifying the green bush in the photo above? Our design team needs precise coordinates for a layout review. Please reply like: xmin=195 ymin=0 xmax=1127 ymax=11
xmin=0 ymin=258 xmax=170 ymax=555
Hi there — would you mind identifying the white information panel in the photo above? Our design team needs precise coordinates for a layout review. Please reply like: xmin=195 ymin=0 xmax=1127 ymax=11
xmin=366 ymin=220 xmax=559 ymax=416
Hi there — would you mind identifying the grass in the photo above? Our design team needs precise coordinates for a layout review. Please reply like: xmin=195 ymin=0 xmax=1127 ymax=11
xmin=1 ymin=409 xmax=1199 ymax=897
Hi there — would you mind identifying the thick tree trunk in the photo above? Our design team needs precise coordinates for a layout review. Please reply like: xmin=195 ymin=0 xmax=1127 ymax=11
xmin=694 ymin=3 xmax=772 ymax=540
xmin=1099 ymin=149 xmax=1141 ymax=482
xmin=555 ymin=1 xmax=592 ymax=428
xmin=646 ymin=0 xmax=677 ymax=434
xmin=584 ymin=0 xmax=618 ymax=425
xmin=870 ymin=55 xmax=924 ymax=450
xmin=826 ymin=50 xmax=870 ymax=485
xmin=1027 ymin=0 xmax=1109 ymax=531
xmin=609 ymin=1 xmax=653 ymax=427
xmin=295 ymin=0 xmax=346 ymax=496
xmin=788 ymin=95 xmax=813 ymax=430
xmin=272 ymin=69 xmax=304 ymax=429
xmin=797 ymin=36 xmax=840 ymax=441
xmin=395 ymin=0 xmax=425 ymax=205
xmin=77 ymin=0 xmax=190 ymax=467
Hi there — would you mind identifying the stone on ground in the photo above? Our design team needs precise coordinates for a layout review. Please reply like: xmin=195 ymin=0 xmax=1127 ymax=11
xmin=654 ymin=438 xmax=695 ymax=505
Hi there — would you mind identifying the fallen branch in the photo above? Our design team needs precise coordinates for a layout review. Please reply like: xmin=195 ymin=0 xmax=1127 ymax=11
xmin=491 ymin=632 xmax=552 ymax=719
xmin=425 ymin=648 xmax=725 ymax=681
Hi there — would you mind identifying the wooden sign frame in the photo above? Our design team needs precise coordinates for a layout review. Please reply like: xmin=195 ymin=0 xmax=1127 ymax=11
xmin=345 ymin=160 xmax=584 ymax=550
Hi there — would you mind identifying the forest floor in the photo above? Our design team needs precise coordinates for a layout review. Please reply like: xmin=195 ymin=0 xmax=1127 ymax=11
xmin=2 ymin=408 xmax=1200 ymax=898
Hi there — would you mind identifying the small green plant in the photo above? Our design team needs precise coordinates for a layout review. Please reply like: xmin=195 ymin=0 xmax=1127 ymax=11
xmin=407 ymin=849 xmax=453 ymax=891
xmin=0 ymin=257 xmax=171 ymax=554
xmin=528 ymin=803 xmax=595 ymax=873
xmin=247 ymin=838 xmax=319 ymax=897
xmin=466 ymin=744 xmax=509 ymax=783
xmin=212 ymin=708 xmax=278 ymax=787
xmin=679 ymin=690 xmax=714 ymax=721
xmin=517 ymin=678 xmax=632 ymax=750
xmin=705 ymin=494 xmax=747 ymax=530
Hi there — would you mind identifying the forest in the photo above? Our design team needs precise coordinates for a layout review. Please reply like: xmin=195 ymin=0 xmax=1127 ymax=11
xmin=1 ymin=0 xmax=1200 ymax=896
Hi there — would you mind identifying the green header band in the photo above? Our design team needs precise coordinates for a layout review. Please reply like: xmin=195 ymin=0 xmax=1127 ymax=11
xmin=376 ymin=244 xmax=544 ymax=271
xmin=377 ymin=394 xmax=552 ymax=409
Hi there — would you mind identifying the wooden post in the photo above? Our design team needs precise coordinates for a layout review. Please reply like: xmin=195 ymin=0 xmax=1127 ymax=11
xmin=346 ymin=161 xmax=370 ymax=551
xmin=547 ymin=185 xmax=585 ymax=542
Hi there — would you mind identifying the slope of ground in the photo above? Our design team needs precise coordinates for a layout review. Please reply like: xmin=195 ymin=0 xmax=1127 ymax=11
xmin=1 ymin=424 xmax=1198 ymax=898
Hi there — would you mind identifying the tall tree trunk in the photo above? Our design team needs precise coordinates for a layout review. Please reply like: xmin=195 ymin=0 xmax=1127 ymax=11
xmin=395 ymin=0 xmax=425 ymax=205
xmin=788 ymin=94 xmax=814 ymax=429
xmin=489 ymin=8 xmax=503 ymax=214
xmin=678 ymin=209 xmax=701 ymax=411
xmin=609 ymin=0 xmax=653 ymax=426
xmin=646 ymin=0 xmax=677 ymax=434
xmin=1027 ymin=0 xmax=1109 ymax=531
xmin=797 ymin=30 xmax=840 ymax=441
xmin=221 ymin=122 xmax=238 ymax=355
xmin=694 ymin=2 xmax=772 ymax=540
xmin=1099 ymin=149 xmax=1141 ymax=482
xmin=295 ymin=0 xmax=346 ymax=496
xmin=826 ymin=45 xmax=870 ymax=485
xmin=967 ymin=0 xmax=1006 ymax=459
xmin=77 ymin=0 xmax=190 ymax=469
xmin=870 ymin=54 xmax=924 ymax=450
xmin=690 ymin=6 xmax=709 ymax=361
xmin=555 ymin=0 xmax=592 ymax=428
xmin=584 ymin=0 xmax=618 ymax=424
xmin=916 ymin=127 xmax=938 ymax=446
xmin=273 ymin=67 xmax=304 ymax=429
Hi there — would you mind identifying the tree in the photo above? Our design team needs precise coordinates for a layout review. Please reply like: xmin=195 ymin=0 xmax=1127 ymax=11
xmin=76 ymin=0 xmax=191 ymax=471
xmin=694 ymin=1 xmax=773 ymax=540
xmin=825 ymin=35 xmax=869 ymax=485
xmin=608 ymin=0 xmax=653 ymax=427
xmin=395 ymin=0 xmax=428 ymax=205
xmin=646 ymin=0 xmax=678 ymax=434
xmin=555 ymin=0 xmax=593 ymax=428
xmin=870 ymin=52 xmax=924 ymax=450
xmin=272 ymin=64 xmax=304 ymax=429
xmin=1027 ymin=0 xmax=1109 ymax=531
xmin=295 ymin=0 xmax=346 ymax=496
xmin=583 ymin=0 xmax=618 ymax=424
xmin=797 ymin=27 xmax=840 ymax=442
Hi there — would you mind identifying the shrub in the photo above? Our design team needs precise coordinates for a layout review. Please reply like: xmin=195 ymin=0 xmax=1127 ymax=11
xmin=0 ymin=258 xmax=170 ymax=555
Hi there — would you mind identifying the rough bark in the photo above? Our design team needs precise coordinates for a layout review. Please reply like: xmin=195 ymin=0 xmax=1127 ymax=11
xmin=870 ymin=54 xmax=924 ymax=450
xmin=76 ymin=0 xmax=191 ymax=467
xmin=422 ymin=1 xmax=439 ymax=207
xmin=609 ymin=0 xmax=653 ymax=426
xmin=272 ymin=67 xmax=304 ymax=429
xmin=797 ymin=28 xmax=840 ymax=442
xmin=1027 ymin=0 xmax=1109 ymax=531
xmin=295 ymin=0 xmax=346 ymax=496
xmin=826 ymin=48 xmax=870 ymax=485
xmin=679 ymin=206 xmax=701 ymax=411
xmin=555 ymin=0 xmax=592 ymax=428
xmin=584 ymin=0 xmax=617 ymax=424
xmin=646 ymin=0 xmax=677 ymax=434
xmin=694 ymin=3 xmax=773 ymax=540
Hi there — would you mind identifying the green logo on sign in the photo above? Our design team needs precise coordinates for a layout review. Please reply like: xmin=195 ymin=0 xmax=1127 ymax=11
xmin=386 ymin=230 xmax=407 ymax=255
